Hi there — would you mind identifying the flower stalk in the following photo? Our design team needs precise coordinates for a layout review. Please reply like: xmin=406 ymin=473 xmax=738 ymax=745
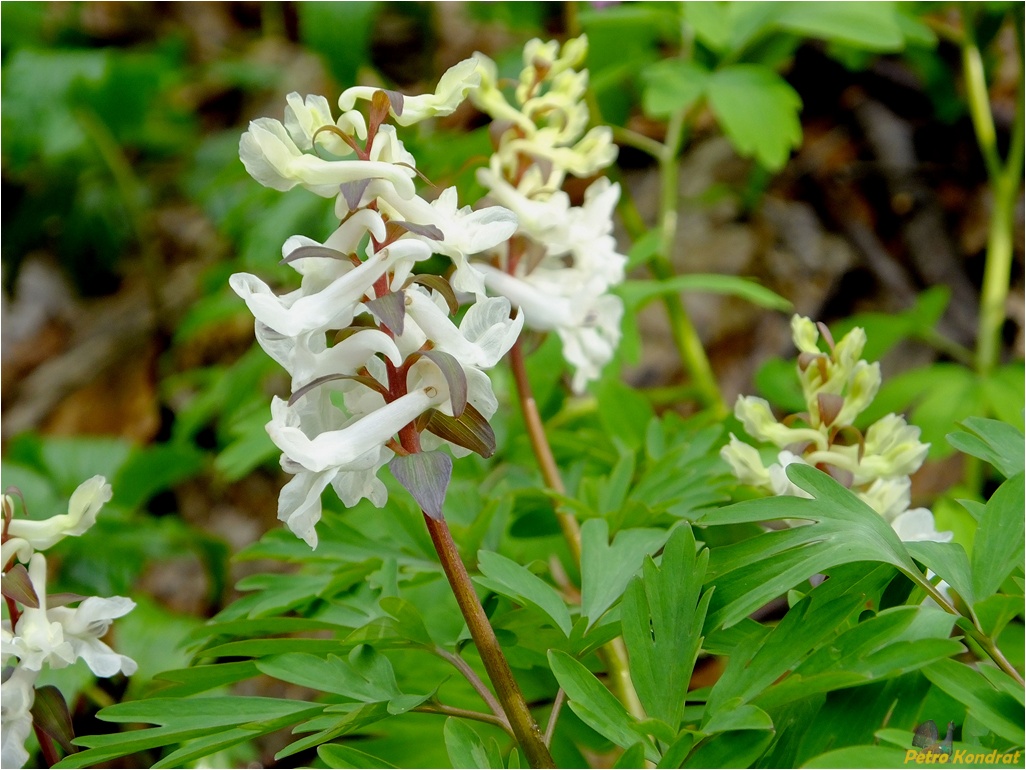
xmin=961 ymin=6 xmax=1025 ymax=376
xmin=508 ymin=341 xmax=646 ymax=722
xmin=422 ymin=512 xmax=555 ymax=768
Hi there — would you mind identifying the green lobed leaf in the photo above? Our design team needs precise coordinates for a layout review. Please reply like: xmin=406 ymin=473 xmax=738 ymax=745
xmin=640 ymin=59 xmax=709 ymax=119
xmin=702 ymin=702 xmax=774 ymax=734
xmin=923 ymin=658 xmax=1025 ymax=746
xmin=618 ymin=275 xmax=792 ymax=312
xmin=802 ymin=745 xmax=911 ymax=768
xmin=682 ymin=1 xmax=732 ymax=52
xmin=281 ymin=702 xmax=395 ymax=759
xmin=379 ymin=596 xmax=435 ymax=646
xmin=318 ymin=743 xmax=401 ymax=769
xmin=580 ymin=519 xmax=669 ymax=630
xmin=946 ymin=417 xmax=1024 ymax=479
xmin=706 ymin=65 xmax=802 ymax=171
xmin=707 ymin=592 xmax=865 ymax=715
xmin=257 ymin=647 xmax=400 ymax=701
xmin=622 ymin=525 xmax=711 ymax=731
xmin=596 ymin=379 xmax=655 ymax=450
xmin=58 ymin=698 xmax=322 ymax=769
xmin=683 ymin=728 xmax=775 ymax=768
xmin=775 ymin=2 xmax=905 ymax=51
xmin=111 ymin=443 xmax=206 ymax=510
xmin=476 ymin=550 xmax=573 ymax=637
xmin=150 ymin=661 xmax=260 ymax=698
xmin=615 ymin=743 xmax=650 ymax=769
xmin=547 ymin=650 xmax=658 ymax=762
xmin=444 ymin=718 xmax=497 ymax=769
xmin=699 ymin=463 xmax=922 ymax=628
xmin=971 ymin=473 xmax=1025 ymax=602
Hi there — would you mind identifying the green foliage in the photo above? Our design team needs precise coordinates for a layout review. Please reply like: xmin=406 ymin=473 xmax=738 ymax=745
xmin=5 ymin=4 xmax=1023 ymax=769
xmin=621 ymin=525 xmax=711 ymax=731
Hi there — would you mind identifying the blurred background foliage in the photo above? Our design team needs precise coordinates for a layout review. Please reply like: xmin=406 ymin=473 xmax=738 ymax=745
xmin=1 ymin=2 xmax=1023 ymax=768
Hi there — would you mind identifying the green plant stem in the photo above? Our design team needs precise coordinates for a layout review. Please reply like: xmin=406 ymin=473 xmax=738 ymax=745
xmin=422 ymin=512 xmax=555 ymax=768
xmin=961 ymin=7 xmax=1025 ymax=375
xmin=432 ymin=645 xmax=506 ymax=720
xmin=508 ymin=340 xmax=647 ymax=723
xmin=653 ymin=110 xmax=727 ymax=416
xmin=970 ymin=628 xmax=1025 ymax=686
xmin=543 ymin=689 xmax=567 ymax=746
xmin=509 ymin=339 xmax=581 ymax=563
xmin=914 ymin=572 xmax=1024 ymax=685
xmin=415 ymin=701 xmax=514 ymax=736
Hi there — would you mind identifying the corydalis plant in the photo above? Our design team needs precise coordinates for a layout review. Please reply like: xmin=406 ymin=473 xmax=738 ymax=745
xmin=471 ymin=36 xmax=626 ymax=393
xmin=722 ymin=315 xmax=951 ymax=543
xmin=1 ymin=479 xmax=137 ymax=770
xmin=233 ymin=65 xmax=556 ymax=768
xmin=233 ymin=68 xmax=524 ymax=548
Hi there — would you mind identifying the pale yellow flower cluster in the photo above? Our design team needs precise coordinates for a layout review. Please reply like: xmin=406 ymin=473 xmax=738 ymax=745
xmin=721 ymin=316 xmax=950 ymax=543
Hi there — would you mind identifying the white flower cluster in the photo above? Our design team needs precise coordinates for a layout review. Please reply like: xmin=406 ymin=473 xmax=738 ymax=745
xmin=721 ymin=316 xmax=951 ymax=543
xmin=1 ymin=478 xmax=137 ymax=769
xmin=471 ymin=36 xmax=626 ymax=393
xmin=234 ymin=61 xmax=524 ymax=548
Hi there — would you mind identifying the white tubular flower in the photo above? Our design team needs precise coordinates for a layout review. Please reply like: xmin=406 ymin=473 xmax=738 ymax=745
xmin=283 ymin=93 xmax=365 ymax=154
xmin=2 ymin=554 xmax=76 ymax=672
xmin=406 ymin=290 xmax=523 ymax=369
xmin=237 ymin=70 xmax=523 ymax=548
xmin=2 ymin=554 xmax=137 ymax=677
xmin=833 ymin=360 xmax=882 ymax=426
xmin=372 ymin=184 xmax=518 ymax=296
xmin=268 ymin=384 xmax=444 ymax=547
xmin=285 ymin=327 xmax=402 ymax=392
xmin=720 ymin=435 xmax=772 ymax=488
xmin=476 ymin=159 xmax=571 ymax=242
xmin=891 ymin=508 xmax=953 ymax=543
xmin=268 ymin=389 xmax=444 ymax=475
xmin=1 ymin=665 xmax=37 ymax=770
xmin=46 ymin=597 xmax=137 ymax=678
xmin=858 ymin=476 xmax=912 ymax=522
xmin=860 ymin=414 xmax=930 ymax=482
xmin=790 ymin=315 xmax=821 ymax=354
xmin=767 ymin=451 xmax=815 ymax=499
xmin=337 ymin=58 xmax=480 ymax=126
xmin=479 ymin=266 xmax=622 ymax=393
xmin=239 ymin=118 xmax=417 ymax=199
xmin=230 ymin=214 xmax=432 ymax=339
xmin=733 ymin=395 xmax=824 ymax=449
xmin=4 ymin=476 xmax=110 ymax=558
